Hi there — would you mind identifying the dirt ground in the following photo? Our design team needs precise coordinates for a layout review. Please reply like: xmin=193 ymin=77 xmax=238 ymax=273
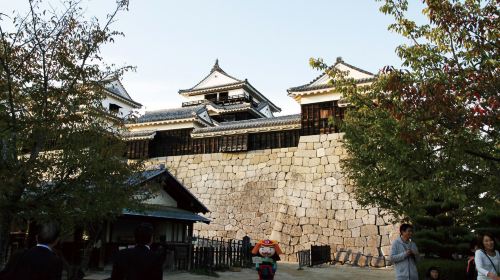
xmin=84 ymin=262 xmax=395 ymax=280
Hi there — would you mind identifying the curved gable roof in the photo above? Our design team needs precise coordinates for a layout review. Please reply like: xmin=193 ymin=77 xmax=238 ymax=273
xmin=103 ymin=78 xmax=142 ymax=108
xmin=287 ymin=57 xmax=376 ymax=94
xmin=179 ymin=59 xmax=243 ymax=93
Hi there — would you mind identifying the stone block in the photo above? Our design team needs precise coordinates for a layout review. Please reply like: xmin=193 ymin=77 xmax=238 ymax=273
xmin=358 ymin=255 xmax=369 ymax=267
xmin=309 ymin=233 xmax=319 ymax=242
xmin=338 ymin=192 xmax=350 ymax=201
xmin=302 ymin=224 xmax=314 ymax=234
xmin=371 ymin=256 xmax=386 ymax=268
xmin=320 ymin=200 xmax=331 ymax=210
xmin=325 ymin=164 xmax=336 ymax=172
xmin=299 ymin=217 xmax=309 ymax=225
xmin=325 ymin=177 xmax=337 ymax=186
xmin=296 ymin=207 xmax=306 ymax=217
xmin=351 ymin=227 xmax=361 ymax=238
xmin=362 ymin=214 xmax=376 ymax=225
xmin=345 ymin=209 xmax=356 ymax=220
xmin=344 ymin=237 xmax=355 ymax=247
xmin=331 ymin=200 xmax=344 ymax=209
xmin=355 ymin=210 xmax=368 ymax=219
xmin=361 ymin=225 xmax=379 ymax=237
xmin=332 ymin=185 xmax=344 ymax=193
xmin=367 ymin=235 xmax=381 ymax=247
xmin=335 ymin=210 xmax=345 ymax=221
xmin=290 ymin=225 xmax=302 ymax=237
xmin=322 ymin=140 xmax=330 ymax=149
xmin=305 ymin=208 xmax=317 ymax=218
xmin=300 ymin=135 xmax=320 ymax=143
xmin=317 ymin=148 xmax=326 ymax=157
xmin=347 ymin=219 xmax=363 ymax=229
xmin=309 ymin=157 xmax=321 ymax=167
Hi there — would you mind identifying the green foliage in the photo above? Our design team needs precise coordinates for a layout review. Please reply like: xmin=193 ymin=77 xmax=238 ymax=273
xmin=413 ymin=202 xmax=473 ymax=258
xmin=0 ymin=0 xmax=151 ymax=266
xmin=417 ymin=258 xmax=467 ymax=280
xmin=311 ymin=0 xmax=499 ymax=257
xmin=474 ymin=209 xmax=500 ymax=238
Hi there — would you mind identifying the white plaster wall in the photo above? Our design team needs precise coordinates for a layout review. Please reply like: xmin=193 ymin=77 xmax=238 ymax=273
xmin=194 ymin=71 xmax=239 ymax=89
xmin=300 ymin=92 xmax=342 ymax=105
xmin=102 ymin=95 xmax=137 ymax=118
xmin=145 ymin=189 xmax=178 ymax=207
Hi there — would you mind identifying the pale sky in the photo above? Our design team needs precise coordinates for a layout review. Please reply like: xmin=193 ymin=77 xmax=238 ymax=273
xmin=1 ymin=0 xmax=426 ymax=116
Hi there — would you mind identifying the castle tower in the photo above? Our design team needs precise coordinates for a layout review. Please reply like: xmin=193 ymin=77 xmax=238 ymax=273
xmin=179 ymin=59 xmax=281 ymax=122
xmin=287 ymin=57 xmax=375 ymax=135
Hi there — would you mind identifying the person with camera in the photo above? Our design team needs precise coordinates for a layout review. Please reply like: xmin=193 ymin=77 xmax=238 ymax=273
xmin=391 ymin=223 xmax=420 ymax=280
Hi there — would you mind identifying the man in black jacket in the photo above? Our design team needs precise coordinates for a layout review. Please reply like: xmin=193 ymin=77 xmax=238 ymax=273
xmin=1 ymin=222 xmax=63 ymax=280
xmin=111 ymin=223 xmax=163 ymax=280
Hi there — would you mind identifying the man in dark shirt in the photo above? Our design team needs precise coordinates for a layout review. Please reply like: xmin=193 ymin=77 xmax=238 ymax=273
xmin=111 ymin=223 xmax=163 ymax=280
xmin=2 ymin=222 xmax=63 ymax=280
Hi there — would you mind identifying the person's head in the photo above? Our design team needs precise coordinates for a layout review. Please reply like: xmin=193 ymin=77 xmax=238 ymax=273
xmin=134 ymin=223 xmax=154 ymax=246
xmin=469 ymin=238 xmax=478 ymax=256
xmin=400 ymin=223 xmax=414 ymax=241
xmin=426 ymin=266 xmax=440 ymax=280
xmin=477 ymin=232 xmax=496 ymax=252
xmin=36 ymin=221 xmax=61 ymax=247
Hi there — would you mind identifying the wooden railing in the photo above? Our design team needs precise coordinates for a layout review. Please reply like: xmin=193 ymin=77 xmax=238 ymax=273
xmin=181 ymin=93 xmax=258 ymax=108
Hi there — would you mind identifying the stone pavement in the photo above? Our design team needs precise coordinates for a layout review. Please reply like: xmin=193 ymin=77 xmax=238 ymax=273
xmin=84 ymin=262 xmax=394 ymax=280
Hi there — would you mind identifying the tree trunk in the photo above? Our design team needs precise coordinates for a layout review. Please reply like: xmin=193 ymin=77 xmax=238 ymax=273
xmin=0 ymin=213 xmax=13 ymax=270
xmin=69 ymin=224 xmax=103 ymax=280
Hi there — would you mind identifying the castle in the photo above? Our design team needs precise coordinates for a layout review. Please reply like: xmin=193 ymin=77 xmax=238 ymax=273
xmin=117 ymin=58 xmax=398 ymax=261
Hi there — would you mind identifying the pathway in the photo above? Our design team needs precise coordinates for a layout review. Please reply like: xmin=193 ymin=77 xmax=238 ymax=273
xmin=85 ymin=263 xmax=394 ymax=280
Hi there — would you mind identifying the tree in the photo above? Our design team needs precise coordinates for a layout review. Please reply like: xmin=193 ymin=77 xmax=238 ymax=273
xmin=0 ymin=0 xmax=151 ymax=271
xmin=311 ymin=0 xmax=499 ymax=257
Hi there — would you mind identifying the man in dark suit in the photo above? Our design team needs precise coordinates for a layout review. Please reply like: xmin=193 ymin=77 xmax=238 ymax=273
xmin=1 ymin=222 xmax=63 ymax=280
xmin=111 ymin=223 xmax=163 ymax=280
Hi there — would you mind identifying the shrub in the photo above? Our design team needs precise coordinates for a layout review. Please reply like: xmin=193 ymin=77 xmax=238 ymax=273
xmin=417 ymin=258 xmax=467 ymax=280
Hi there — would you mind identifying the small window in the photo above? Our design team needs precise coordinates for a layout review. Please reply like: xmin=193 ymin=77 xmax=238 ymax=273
xmin=109 ymin=103 xmax=121 ymax=114
xmin=320 ymin=108 xmax=330 ymax=119
xmin=223 ymin=114 xmax=235 ymax=122
xmin=205 ymin=94 xmax=217 ymax=102
xmin=219 ymin=92 xmax=228 ymax=101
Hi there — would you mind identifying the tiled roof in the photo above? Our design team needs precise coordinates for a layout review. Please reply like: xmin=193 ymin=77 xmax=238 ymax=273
xmin=103 ymin=79 xmax=142 ymax=107
xmin=179 ymin=59 xmax=243 ymax=93
xmin=208 ymin=102 xmax=251 ymax=111
xmin=192 ymin=114 xmax=301 ymax=135
xmin=134 ymin=105 xmax=206 ymax=123
xmin=126 ymin=167 xmax=209 ymax=214
xmin=122 ymin=130 xmax=156 ymax=140
xmin=288 ymin=57 xmax=376 ymax=93
xmin=123 ymin=208 xmax=210 ymax=223
xmin=288 ymin=77 xmax=376 ymax=92
xmin=179 ymin=81 xmax=245 ymax=94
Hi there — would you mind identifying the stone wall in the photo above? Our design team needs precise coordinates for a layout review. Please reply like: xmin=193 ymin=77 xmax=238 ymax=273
xmin=146 ymin=133 xmax=399 ymax=261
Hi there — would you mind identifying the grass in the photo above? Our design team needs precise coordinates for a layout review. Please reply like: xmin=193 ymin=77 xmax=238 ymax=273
xmin=417 ymin=258 xmax=468 ymax=280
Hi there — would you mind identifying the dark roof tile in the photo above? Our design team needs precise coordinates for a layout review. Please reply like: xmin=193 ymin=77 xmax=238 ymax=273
xmin=192 ymin=114 xmax=301 ymax=134
xmin=134 ymin=105 xmax=206 ymax=123
xmin=288 ymin=58 xmax=375 ymax=93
